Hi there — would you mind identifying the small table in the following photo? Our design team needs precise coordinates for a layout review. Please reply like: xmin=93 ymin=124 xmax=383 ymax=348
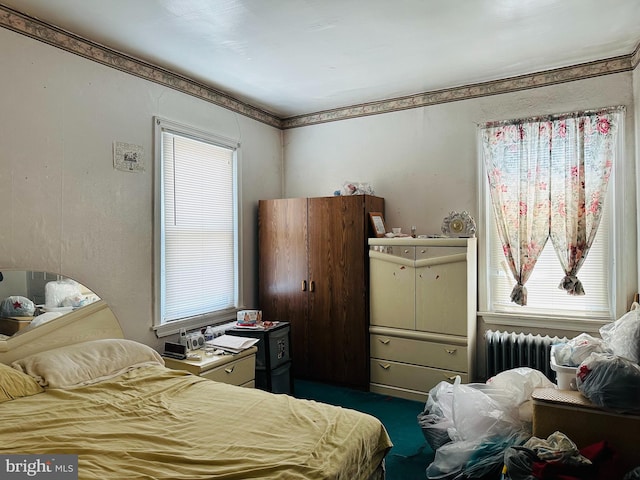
xmin=531 ymin=387 xmax=640 ymax=470
xmin=163 ymin=346 xmax=257 ymax=388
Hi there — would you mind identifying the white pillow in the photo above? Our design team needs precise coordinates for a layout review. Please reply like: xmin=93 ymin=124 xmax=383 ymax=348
xmin=12 ymin=339 xmax=164 ymax=388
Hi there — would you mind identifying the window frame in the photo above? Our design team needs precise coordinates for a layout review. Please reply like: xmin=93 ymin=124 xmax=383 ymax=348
xmin=153 ymin=116 xmax=243 ymax=337
xmin=477 ymin=114 xmax=626 ymax=330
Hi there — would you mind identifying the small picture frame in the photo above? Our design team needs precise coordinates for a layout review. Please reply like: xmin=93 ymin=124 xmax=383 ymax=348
xmin=369 ymin=212 xmax=387 ymax=238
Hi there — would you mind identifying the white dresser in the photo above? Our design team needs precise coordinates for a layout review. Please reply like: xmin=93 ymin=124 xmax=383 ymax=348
xmin=368 ymin=237 xmax=477 ymax=401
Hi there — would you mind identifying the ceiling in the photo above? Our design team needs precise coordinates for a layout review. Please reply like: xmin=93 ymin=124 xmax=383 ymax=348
xmin=2 ymin=0 xmax=640 ymax=119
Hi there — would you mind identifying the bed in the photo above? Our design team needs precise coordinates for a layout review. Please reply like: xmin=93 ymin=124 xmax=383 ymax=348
xmin=0 ymin=301 xmax=392 ymax=479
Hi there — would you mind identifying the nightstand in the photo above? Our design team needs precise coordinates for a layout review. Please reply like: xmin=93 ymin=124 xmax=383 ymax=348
xmin=163 ymin=346 xmax=257 ymax=388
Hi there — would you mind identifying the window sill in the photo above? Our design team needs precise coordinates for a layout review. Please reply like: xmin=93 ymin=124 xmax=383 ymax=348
xmin=477 ymin=311 xmax=611 ymax=334
xmin=153 ymin=308 xmax=239 ymax=338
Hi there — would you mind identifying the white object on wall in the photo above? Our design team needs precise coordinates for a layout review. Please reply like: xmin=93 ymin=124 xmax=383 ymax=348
xmin=113 ymin=141 xmax=145 ymax=172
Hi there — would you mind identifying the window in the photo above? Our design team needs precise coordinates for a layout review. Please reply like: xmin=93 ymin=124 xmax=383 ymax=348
xmin=153 ymin=117 xmax=242 ymax=335
xmin=479 ymin=109 xmax=624 ymax=321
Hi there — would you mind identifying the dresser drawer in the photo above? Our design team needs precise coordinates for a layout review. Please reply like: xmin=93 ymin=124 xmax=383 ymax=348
xmin=370 ymin=333 xmax=467 ymax=372
xmin=370 ymin=359 xmax=468 ymax=393
xmin=201 ymin=354 xmax=255 ymax=386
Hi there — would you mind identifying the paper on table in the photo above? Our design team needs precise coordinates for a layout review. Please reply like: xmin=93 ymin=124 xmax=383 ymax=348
xmin=206 ymin=334 xmax=259 ymax=353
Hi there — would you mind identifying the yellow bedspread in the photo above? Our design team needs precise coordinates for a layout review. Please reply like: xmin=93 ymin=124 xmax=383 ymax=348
xmin=0 ymin=365 xmax=392 ymax=479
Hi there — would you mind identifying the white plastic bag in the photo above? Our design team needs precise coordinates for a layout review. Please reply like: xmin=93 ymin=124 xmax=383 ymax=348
xmin=599 ymin=306 xmax=640 ymax=364
xmin=487 ymin=367 xmax=555 ymax=405
xmin=552 ymin=333 xmax=611 ymax=367
xmin=426 ymin=372 xmax=533 ymax=479
xmin=0 ymin=295 xmax=35 ymax=317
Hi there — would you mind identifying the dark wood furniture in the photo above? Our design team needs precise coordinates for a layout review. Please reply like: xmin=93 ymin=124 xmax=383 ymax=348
xmin=225 ymin=322 xmax=293 ymax=394
xmin=258 ymin=195 xmax=384 ymax=389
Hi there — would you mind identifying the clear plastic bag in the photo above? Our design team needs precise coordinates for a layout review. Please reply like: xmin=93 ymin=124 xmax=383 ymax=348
xmin=576 ymin=352 xmax=640 ymax=413
xmin=551 ymin=333 xmax=611 ymax=367
xmin=425 ymin=372 xmax=533 ymax=479
xmin=599 ymin=306 xmax=640 ymax=364
xmin=418 ymin=380 xmax=455 ymax=450
xmin=339 ymin=181 xmax=374 ymax=196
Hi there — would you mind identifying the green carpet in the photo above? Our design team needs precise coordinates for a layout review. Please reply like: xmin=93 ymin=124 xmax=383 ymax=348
xmin=293 ymin=380 xmax=434 ymax=480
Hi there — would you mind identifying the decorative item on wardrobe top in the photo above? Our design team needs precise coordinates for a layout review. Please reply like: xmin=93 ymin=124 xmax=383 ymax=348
xmin=441 ymin=211 xmax=476 ymax=238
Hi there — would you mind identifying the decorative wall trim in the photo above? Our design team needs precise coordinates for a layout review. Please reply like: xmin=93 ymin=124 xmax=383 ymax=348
xmin=1 ymin=5 xmax=638 ymax=131
xmin=631 ymin=41 xmax=640 ymax=70
xmin=0 ymin=5 xmax=283 ymax=129
xmin=282 ymin=55 xmax=634 ymax=129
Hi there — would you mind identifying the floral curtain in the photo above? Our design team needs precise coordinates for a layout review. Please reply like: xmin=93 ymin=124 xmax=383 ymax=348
xmin=481 ymin=107 xmax=622 ymax=306
xmin=548 ymin=113 xmax=618 ymax=296
xmin=482 ymin=123 xmax=551 ymax=306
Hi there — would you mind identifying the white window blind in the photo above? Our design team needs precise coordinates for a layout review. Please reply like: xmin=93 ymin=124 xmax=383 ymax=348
xmin=158 ymin=122 xmax=238 ymax=324
xmin=487 ymin=200 xmax=611 ymax=317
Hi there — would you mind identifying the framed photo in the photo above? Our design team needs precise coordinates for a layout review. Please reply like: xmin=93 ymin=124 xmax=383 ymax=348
xmin=369 ymin=212 xmax=387 ymax=238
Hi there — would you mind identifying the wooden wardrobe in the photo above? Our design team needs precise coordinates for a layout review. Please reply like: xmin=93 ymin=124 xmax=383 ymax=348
xmin=258 ymin=194 xmax=384 ymax=389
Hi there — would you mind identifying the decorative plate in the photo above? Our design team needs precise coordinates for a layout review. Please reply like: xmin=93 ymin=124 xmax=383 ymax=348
xmin=441 ymin=211 xmax=476 ymax=237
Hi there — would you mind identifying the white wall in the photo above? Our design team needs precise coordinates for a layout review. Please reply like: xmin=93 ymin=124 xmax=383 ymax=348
xmin=284 ymin=72 xmax=638 ymax=378
xmin=0 ymin=28 xmax=283 ymax=349
xmin=635 ymin=64 xmax=640 ymax=288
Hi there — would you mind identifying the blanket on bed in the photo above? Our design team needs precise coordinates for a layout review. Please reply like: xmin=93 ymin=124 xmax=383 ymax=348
xmin=0 ymin=365 xmax=392 ymax=479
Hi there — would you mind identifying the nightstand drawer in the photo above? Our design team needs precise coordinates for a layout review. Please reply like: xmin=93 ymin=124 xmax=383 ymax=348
xmin=370 ymin=333 xmax=467 ymax=372
xmin=201 ymin=354 xmax=255 ymax=386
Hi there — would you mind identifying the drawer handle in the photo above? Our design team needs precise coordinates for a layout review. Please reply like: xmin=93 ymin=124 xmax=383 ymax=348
xmin=445 ymin=348 xmax=457 ymax=355
xmin=224 ymin=366 xmax=235 ymax=374
xmin=378 ymin=363 xmax=391 ymax=370
xmin=444 ymin=374 xmax=457 ymax=381
xmin=378 ymin=338 xmax=391 ymax=345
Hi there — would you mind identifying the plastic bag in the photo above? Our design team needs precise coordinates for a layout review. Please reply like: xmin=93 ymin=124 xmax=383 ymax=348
xmin=599 ymin=306 xmax=640 ymax=364
xmin=418 ymin=380 xmax=455 ymax=450
xmin=44 ymin=279 xmax=82 ymax=308
xmin=339 ymin=181 xmax=374 ymax=196
xmin=0 ymin=295 xmax=35 ymax=317
xmin=576 ymin=352 xmax=640 ymax=413
xmin=486 ymin=367 xmax=555 ymax=406
xmin=425 ymin=372 xmax=533 ymax=479
xmin=551 ymin=333 xmax=611 ymax=367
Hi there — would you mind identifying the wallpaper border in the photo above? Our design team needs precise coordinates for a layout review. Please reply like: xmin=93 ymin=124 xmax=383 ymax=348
xmin=1 ymin=4 xmax=637 ymax=131
xmin=0 ymin=5 xmax=283 ymax=129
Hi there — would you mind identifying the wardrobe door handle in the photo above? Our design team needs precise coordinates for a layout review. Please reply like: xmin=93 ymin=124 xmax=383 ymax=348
xmin=309 ymin=280 xmax=315 ymax=292
xmin=301 ymin=280 xmax=307 ymax=291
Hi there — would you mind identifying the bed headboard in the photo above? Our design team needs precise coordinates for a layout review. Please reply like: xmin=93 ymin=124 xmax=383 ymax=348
xmin=0 ymin=300 xmax=124 ymax=365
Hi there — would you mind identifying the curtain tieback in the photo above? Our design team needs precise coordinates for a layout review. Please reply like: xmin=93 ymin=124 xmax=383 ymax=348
xmin=559 ymin=275 xmax=585 ymax=296
xmin=510 ymin=283 xmax=528 ymax=306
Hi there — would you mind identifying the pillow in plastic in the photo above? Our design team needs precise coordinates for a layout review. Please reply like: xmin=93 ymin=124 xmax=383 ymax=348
xmin=0 ymin=362 xmax=43 ymax=402
xmin=12 ymin=338 xmax=164 ymax=388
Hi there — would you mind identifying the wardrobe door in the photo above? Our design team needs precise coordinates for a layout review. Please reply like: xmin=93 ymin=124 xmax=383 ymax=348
xmin=258 ymin=198 xmax=309 ymax=378
xmin=307 ymin=196 xmax=369 ymax=387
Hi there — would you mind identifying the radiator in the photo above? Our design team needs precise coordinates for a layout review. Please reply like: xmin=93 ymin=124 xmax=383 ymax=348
xmin=485 ymin=330 xmax=568 ymax=382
